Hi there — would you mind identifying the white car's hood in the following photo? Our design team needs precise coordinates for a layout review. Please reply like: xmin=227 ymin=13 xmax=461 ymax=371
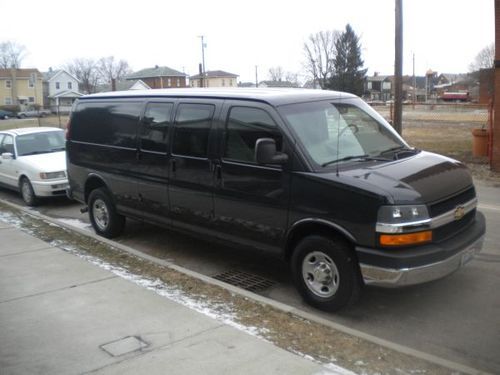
xmin=19 ymin=151 xmax=67 ymax=173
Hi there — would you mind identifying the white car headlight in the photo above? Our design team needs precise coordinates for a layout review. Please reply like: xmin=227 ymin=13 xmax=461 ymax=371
xmin=39 ymin=171 xmax=66 ymax=179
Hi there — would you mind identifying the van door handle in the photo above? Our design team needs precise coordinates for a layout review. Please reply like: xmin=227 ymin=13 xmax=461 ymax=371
xmin=171 ymin=158 xmax=176 ymax=173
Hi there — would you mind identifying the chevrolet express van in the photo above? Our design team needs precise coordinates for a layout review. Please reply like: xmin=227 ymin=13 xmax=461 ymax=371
xmin=66 ymin=88 xmax=485 ymax=311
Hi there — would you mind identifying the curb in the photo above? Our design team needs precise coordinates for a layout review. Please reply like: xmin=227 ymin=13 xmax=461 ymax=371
xmin=0 ymin=198 xmax=489 ymax=375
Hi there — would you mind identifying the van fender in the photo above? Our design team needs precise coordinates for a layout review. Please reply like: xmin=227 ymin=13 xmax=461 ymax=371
xmin=284 ymin=218 xmax=357 ymax=259
xmin=84 ymin=173 xmax=111 ymax=203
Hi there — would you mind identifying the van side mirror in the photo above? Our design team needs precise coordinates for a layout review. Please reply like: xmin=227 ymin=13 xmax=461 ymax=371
xmin=1 ymin=152 xmax=14 ymax=160
xmin=255 ymin=138 xmax=288 ymax=165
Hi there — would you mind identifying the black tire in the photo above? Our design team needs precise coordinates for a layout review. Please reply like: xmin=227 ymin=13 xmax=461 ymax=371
xmin=20 ymin=177 xmax=39 ymax=206
xmin=291 ymin=235 xmax=361 ymax=311
xmin=88 ymin=188 xmax=125 ymax=238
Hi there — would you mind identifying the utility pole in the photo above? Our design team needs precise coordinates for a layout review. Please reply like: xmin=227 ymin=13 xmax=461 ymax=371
xmin=198 ymin=35 xmax=206 ymax=87
xmin=394 ymin=0 xmax=403 ymax=135
xmin=255 ymin=65 xmax=258 ymax=87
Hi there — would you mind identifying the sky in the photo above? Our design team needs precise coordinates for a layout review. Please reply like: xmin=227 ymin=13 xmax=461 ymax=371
xmin=0 ymin=0 xmax=494 ymax=83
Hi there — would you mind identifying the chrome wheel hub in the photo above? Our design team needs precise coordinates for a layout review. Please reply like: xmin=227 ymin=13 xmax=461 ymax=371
xmin=302 ymin=251 xmax=339 ymax=298
xmin=92 ymin=199 xmax=109 ymax=231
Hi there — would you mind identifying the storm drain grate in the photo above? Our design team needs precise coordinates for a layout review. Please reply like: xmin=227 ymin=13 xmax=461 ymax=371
xmin=212 ymin=270 xmax=275 ymax=292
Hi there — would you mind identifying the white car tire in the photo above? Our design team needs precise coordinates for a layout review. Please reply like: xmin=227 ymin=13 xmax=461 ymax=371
xmin=20 ymin=177 xmax=39 ymax=206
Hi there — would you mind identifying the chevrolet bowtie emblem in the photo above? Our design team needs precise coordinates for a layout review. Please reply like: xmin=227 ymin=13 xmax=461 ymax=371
xmin=454 ymin=206 xmax=465 ymax=220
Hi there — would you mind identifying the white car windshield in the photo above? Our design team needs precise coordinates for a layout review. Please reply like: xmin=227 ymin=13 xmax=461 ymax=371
xmin=16 ymin=131 xmax=65 ymax=156
xmin=279 ymin=99 xmax=409 ymax=167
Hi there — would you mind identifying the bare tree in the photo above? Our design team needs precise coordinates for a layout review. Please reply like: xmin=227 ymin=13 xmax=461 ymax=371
xmin=268 ymin=66 xmax=285 ymax=81
xmin=0 ymin=41 xmax=27 ymax=69
xmin=469 ymin=43 xmax=494 ymax=72
xmin=98 ymin=56 xmax=132 ymax=84
xmin=303 ymin=30 xmax=340 ymax=89
xmin=65 ymin=58 xmax=101 ymax=94
xmin=285 ymin=71 xmax=299 ymax=85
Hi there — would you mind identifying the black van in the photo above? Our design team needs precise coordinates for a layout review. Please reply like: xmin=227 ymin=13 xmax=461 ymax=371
xmin=66 ymin=88 xmax=485 ymax=311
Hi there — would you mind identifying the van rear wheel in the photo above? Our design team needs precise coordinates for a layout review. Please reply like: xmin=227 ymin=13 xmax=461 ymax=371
xmin=291 ymin=235 xmax=361 ymax=311
xmin=88 ymin=188 xmax=125 ymax=238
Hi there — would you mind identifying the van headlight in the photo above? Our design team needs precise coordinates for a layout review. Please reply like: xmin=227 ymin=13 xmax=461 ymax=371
xmin=376 ymin=205 xmax=432 ymax=246
xmin=39 ymin=171 xmax=66 ymax=179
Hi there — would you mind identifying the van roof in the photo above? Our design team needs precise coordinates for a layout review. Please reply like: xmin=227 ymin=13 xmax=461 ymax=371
xmin=80 ymin=88 xmax=357 ymax=106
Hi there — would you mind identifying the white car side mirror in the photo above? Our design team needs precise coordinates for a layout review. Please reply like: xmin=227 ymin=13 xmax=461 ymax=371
xmin=1 ymin=152 xmax=14 ymax=160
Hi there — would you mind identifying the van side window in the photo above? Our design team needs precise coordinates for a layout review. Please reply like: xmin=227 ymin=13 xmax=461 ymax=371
xmin=224 ymin=107 xmax=282 ymax=163
xmin=71 ymin=101 xmax=142 ymax=148
xmin=140 ymin=102 xmax=173 ymax=153
xmin=172 ymin=104 xmax=214 ymax=158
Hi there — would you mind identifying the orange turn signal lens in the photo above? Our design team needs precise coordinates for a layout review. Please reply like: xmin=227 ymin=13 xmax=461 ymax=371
xmin=379 ymin=231 xmax=432 ymax=247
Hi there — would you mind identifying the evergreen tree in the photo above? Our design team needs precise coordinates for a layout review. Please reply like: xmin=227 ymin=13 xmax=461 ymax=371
xmin=328 ymin=24 xmax=367 ymax=96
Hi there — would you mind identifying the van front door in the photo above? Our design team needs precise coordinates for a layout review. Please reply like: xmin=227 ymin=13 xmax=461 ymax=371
xmin=168 ymin=101 xmax=219 ymax=234
xmin=213 ymin=103 xmax=290 ymax=253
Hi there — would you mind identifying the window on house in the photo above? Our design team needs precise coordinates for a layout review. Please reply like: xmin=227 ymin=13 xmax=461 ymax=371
xmin=167 ymin=78 xmax=171 ymax=86
xmin=29 ymin=80 xmax=34 ymax=88
xmin=229 ymin=80 xmax=233 ymax=87
xmin=56 ymin=82 xmax=60 ymax=89
xmin=28 ymin=97 xmax=35 ymax=103
xmin=6 ymin=80 xmax=11 ymax=88
xmin=222 ymin=79 xmax=225 ymax=87
xmin=68 ymin=82 xmax=72 ymax=90
xmin=5 ymin=97 xmax=12 ymax=105
xmin=177 ymin=79 xmax=180 ymax=87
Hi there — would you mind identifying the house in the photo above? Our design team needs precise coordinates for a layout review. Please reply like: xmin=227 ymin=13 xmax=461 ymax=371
xmin=258 ymin=80 xmax=299 ymax=88
xmin=0 ymin=68 xmax=44 ymax=109
xmin=125 ymin=66 xmax=187 ymax=89
xmin=190 ymin=70 xmax=239 ymax=88
xmin=238 ymin=81 xmax=256 ymax=88
xmin=365 ymin=74 xmax=392 ymax=101
xmin=96 ymin=79 xmax=151 ymax=93
xmin=479 ymin=68 xmax=494 ymax=105
xmin=43 ymin=68 xmax=84 ymax=113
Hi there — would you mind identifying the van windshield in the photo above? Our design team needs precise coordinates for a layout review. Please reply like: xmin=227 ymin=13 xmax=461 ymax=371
xmin=279 ymin=99 xmax=409 ymax=167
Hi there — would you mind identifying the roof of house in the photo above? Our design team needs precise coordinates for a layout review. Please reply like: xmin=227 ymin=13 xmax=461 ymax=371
xmin=97 ymin=79 xmax=151 ymax=92
xmin=366 ymin=75 xmax=391 ymax=82
xmin=49 ymin=90 xmax=85 ymax=99
xmin=126 ymin=66 xmax=187 ymax=80
xmin=190 ymin=70 xmax=239 ymax=79
xmin=43 ymin=69 xmax=81 ymax=83
xmin=259 ymin=80 xmax=299 ymax=88
xmin=0 ymin=68 xmax=42 ymax=79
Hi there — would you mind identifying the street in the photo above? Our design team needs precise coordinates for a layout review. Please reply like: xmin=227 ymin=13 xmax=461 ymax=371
xmin=0 ymin=181 xmax=498 ymax=373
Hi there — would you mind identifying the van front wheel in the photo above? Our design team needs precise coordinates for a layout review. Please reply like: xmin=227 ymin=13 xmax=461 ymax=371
xmin=291 ymin=235 xmax=361 ymax=311
xmin=88 ymin=188 xmax=125 ymax=238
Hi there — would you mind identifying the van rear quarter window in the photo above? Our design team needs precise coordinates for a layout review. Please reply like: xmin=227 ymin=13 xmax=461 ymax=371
xmin=72 ymin=101 xmax=142 ymax=148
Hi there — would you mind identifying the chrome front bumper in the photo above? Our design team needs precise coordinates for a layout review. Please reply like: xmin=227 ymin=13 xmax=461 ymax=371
xmin=360 ymin=236 xmax=484 ymax=287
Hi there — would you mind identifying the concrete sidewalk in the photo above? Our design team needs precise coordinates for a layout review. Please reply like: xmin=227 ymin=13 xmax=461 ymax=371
xmin=0 ymin=221 xmax=337 ymax=375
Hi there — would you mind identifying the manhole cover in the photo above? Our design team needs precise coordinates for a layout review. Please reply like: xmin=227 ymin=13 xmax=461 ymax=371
xmin=212 ymin=270 xmax=275 ymax=292
xmin=100 ymin=336 xmax=149 ymax=357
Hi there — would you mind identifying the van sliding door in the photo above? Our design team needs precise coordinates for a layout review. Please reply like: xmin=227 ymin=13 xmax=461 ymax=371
xmin=168 ymin=100 xmax=219 ymax=234
xmin=137 ymin=101 xmax=174 ymax=225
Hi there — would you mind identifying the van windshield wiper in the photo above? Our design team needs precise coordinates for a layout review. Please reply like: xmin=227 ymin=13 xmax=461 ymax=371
xmin=322 ymin=154 xmax=390 ymax=167
xmin=380 ymin=146 xmax=420 ymax=159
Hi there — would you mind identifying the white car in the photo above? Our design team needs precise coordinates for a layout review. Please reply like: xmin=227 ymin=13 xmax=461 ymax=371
xmin=0 ymin=127 xmax=68 ymax=206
